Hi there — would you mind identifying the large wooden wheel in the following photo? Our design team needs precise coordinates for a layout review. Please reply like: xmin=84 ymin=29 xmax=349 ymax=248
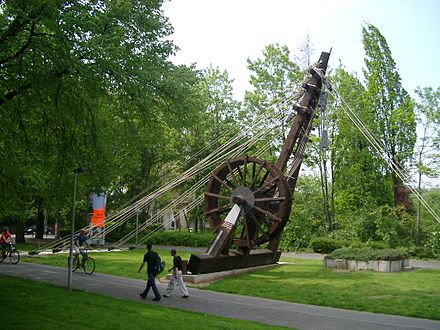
xmin=204 ymin=156 xmax=292 ymax=252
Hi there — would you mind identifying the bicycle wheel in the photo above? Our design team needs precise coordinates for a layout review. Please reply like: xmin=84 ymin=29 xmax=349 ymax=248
xmin=68 ymin=255 xmax=80 ymax=272
xmin=9 ymin=249 xmax=20 ymax=264
xmin=83 ymin=257 xmax=95 ymax=275
xmin=0 ymin=251 xmax=6 ymax=263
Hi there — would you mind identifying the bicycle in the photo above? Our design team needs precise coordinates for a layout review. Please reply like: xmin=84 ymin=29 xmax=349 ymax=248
xmin=68 ymin=249 xmax=95 ymax=275
xmin=0 ymin=243 xmax=20 ymax=264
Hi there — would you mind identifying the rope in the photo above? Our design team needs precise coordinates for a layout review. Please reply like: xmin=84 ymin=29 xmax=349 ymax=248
xmin=34 ymin=91 xmax=298 ymax=254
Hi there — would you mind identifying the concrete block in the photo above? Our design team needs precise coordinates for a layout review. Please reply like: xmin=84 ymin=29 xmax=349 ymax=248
xmin=368 ymin=260 xmax=379 ymax=271
xmin=336 ymin=259 xmax=347 ymax=269
xmin=324 ymin=259 xmax=336 ymax=268
xmin=347 ymin=260 xmax=358 ymax=271
xmin=390 ymin=260 xmax=402 ymax=272
xmin=378 ymin=260 xmax=391 ymax=272
xmin=357 ymin=261 xmax=368 ymax=270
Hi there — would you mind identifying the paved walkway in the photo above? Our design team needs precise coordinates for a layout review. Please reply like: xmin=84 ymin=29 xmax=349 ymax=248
xmin=1 ymin=262 xmax=439 ymax=329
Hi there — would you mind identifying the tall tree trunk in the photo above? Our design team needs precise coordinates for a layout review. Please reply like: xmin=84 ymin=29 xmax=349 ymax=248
xmin=416 ymin=153 xmax=422 ymax=245
xmin=318 ymin=154 xmax=331 ymax=232
xmin=15 ymin=219 xmax=26 ymax=243
xmin=36 ymin=197 xmax=45 ymax=239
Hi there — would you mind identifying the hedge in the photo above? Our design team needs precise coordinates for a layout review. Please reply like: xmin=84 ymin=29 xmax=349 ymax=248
xmin=146 ymin=230 xmax=213 ymax=247
xmin=325 ymin=247 xmax=409 ymax=261
xmin=309 ymin=237 xmax=388 ymax=254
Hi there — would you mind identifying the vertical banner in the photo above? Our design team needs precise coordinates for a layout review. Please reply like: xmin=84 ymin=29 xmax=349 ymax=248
xmin=87 ymin=193 xmax=106 ymax=245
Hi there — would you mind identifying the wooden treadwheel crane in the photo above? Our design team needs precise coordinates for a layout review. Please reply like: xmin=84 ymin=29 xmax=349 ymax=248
xmin=188 ymin=52 xmax=331 ymax=274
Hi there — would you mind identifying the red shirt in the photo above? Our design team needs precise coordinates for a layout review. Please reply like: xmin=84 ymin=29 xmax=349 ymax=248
xmin=0 ymin=231 xmax=12 ymax=243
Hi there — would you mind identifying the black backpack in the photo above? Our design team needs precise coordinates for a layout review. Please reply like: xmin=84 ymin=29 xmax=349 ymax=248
xmin=154 ymin=253 xmax=165 ymax=275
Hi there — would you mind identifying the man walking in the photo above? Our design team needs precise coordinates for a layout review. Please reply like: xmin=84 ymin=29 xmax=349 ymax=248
xmin=163 ymin=249 xmax=189 ymax=298
xmin=138 ymin=243 xmax=161 ymax=302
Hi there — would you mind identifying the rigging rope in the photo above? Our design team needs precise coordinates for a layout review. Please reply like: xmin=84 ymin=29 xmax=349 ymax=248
xmin=40 ymin=90 xmax=299 ymax=253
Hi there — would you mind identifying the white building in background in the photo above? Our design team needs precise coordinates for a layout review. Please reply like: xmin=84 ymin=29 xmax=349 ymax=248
xmin=161 ymin=209 xmax=188 ymax=231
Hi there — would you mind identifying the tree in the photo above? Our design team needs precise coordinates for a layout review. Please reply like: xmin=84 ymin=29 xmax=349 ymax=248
xmin=414 ymin=86 xmax=440 ymax=242
xmin=241 ymin=44 xmax=302 ymax=161
xmin=330 ymin=67 xmax=388 ymax=210
xmin=295 ymin=33 xmax=315 ymax=69
xmin=0 ymin=0 xmax=202 ymax=240
xmin=362 ymin=23 xmax=416 ymax=208
xmin=175 ymin=66 xmax=241 ymax=231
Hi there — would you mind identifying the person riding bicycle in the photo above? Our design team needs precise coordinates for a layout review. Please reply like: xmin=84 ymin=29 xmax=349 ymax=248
xmin=0 ymin=227 xmax=15 ymax=257
xmin=73 ymin=228 xmax=90 ymax=265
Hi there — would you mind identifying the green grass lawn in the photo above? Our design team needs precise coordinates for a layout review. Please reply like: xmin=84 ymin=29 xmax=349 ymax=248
xmin=205 ymin=258 xmax=440 ymax=320
xmin=22 ymin=247 xmax=193 ymax=282
xmin=3 ymin=274 xmax=288 ymax=330
xmin=20 ymin=247 xmax=440 ymax=320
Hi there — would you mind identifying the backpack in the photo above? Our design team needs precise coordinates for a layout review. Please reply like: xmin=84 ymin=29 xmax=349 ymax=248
xmin=154 ymin=253 xmax=165 ymax=275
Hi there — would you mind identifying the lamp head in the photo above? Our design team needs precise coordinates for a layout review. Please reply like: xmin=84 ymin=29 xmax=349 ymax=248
xmin=74 ymin=167 xmax=88 ymax=174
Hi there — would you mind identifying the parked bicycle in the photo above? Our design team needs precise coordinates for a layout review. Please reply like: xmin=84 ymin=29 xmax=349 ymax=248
xmin=68 ymin=249 xmax=95 ymax=275
xmin=0 ymin=243 xmax=20 ymax=264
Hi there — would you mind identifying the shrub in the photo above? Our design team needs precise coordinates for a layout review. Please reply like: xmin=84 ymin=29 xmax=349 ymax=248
xmin=415 ymin=246 xmax=436 ymax=259
xmin=425 ymin=231 xmax=440 ymax=258
xmin=147 ymin=230 xmax=213 ymax=247
xmin=365 ymin=241 xmax=389 ymax=250
xmin=309 ymin=237 xmax=343 ymax=254
xmin=325 ymin=248 xmax=409 ymax=261
xmin=59 ymin=229 xmax=70 ymax=238
xmin=309 ymin=237 xmax=390 ymax=254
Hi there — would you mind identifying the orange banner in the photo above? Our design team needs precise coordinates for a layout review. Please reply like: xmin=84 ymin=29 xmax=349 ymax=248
xmin=92 ymin=209 xmax=105 ymax=228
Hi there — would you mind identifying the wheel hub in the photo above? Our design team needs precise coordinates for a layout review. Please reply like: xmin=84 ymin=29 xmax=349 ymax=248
xmin=230 ymin=186 xmax=255 ymax=208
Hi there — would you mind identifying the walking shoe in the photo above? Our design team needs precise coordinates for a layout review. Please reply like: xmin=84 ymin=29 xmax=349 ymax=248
xmin=139 ymin=293 xmax=146 ymax=299
xmin=152 ymin=297 xmax=161 ymax=302
xmin=182 ymin=295 xmax=189 ymax=298
xmin=162 ymin=294 xmax=169 ymax=298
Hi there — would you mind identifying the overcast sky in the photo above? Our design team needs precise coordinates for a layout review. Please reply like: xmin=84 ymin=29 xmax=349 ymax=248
xmin=162 ymin=0 xmax=440 ymax=100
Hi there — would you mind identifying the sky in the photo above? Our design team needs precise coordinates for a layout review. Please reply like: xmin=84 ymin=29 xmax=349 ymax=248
xmin=162 ymin=0 xmax=440 ymax=100
xmin=162 ymin=0 xmax=440 ymax=188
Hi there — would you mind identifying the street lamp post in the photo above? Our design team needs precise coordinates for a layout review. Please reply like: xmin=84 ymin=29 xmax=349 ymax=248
xmin=67 ymin=167 xmax=87 ymax=291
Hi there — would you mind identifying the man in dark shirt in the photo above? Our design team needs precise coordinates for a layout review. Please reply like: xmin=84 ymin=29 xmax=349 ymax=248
xmin=138 ymin=243 xmax=161 ymax=301
xmin=73 ymin=228 xmax=90 ymax=263
xmin=162 ymin=249 xmax=189 ymax=298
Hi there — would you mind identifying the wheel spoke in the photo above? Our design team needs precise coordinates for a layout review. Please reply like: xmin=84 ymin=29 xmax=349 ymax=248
xmin=235 ymin=165 xmax=243 ymax=186
xmin=242 ymin=156 xmax=248 ymax=186
xmin=251 ymin=161 xmax=256 ymax=186
xmin=247 ymin=210 xmax=268 ymax=237
xmin=256 ymin=169 xmax=270 ymax=190
xmin=253 ymin=205 xmax=283 ymax=223
xmin=226 ymin=160 xmax=239 ymax=187
xmin=205 ymin=204 xmax=231 ymax=216
xmin=242 ymin=214 xmax=250 ymax=246
xmin=254 ymin=196 xmax=286 ymax=202
xmin=204 ymin=191 xmax=231 ymax=200
xmin=212 ymin=174 xmax=234 ymax=192
xmin=224 ymin=177 xmax=237 ymax=189
xmin=249 ymin=161 xmax=266 ymax=189
xmin=255 ymin=175 xmax=280 ymax=193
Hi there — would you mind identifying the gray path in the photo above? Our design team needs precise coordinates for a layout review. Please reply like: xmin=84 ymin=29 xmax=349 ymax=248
xmin=1 ymin=262 xmax=439 ymax=330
